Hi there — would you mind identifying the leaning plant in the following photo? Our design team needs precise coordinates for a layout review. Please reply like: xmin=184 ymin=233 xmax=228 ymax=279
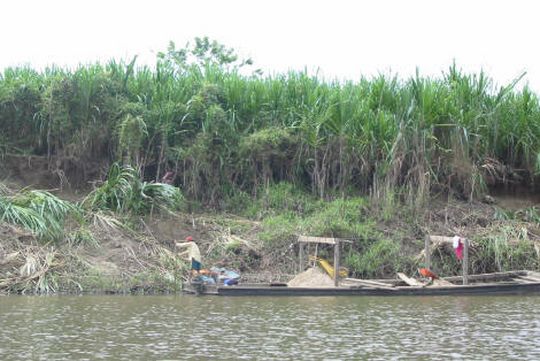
xmin=0 ymin=188 xmax=81 ymax=241
xmin=82 ymin=163 xmax=184 ymax=215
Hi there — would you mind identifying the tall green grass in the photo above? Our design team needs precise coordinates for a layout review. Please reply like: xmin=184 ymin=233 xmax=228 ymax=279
xmin=1 ymin=49 xmax=539 ymax=204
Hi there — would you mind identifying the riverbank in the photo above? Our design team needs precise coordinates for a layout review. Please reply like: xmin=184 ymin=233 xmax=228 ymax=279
xmin=1 ymin=181 xmax=539 ymax=295
xmin=2 ymin=50 xmax=540 ymax=294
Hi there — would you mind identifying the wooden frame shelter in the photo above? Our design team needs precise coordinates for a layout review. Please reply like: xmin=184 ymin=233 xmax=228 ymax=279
xmin=297 ymin=236 xmax=352 ymax=287
xmin=425 ymin=235 xmax=470 ymax=285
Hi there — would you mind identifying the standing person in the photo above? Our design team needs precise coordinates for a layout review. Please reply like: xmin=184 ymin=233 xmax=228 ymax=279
xmin=176 ymin=236 xmax=202 ymax=275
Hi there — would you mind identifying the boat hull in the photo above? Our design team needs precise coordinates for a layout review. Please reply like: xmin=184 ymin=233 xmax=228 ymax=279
xmin=183 ymin=270 xmax=540 ymax=296
xmin=215 ymin=282 xmax=540 ymax=297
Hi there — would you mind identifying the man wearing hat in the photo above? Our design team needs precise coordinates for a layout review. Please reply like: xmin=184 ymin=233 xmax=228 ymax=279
xmin=176 ymin=236 xmax=202 ymax=274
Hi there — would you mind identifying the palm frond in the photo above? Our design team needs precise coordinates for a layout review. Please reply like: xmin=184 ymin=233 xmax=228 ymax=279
xmin=82 ymin=163 xmax=184 ymax=215
xmin=0 ymin=189 xmax=81 ymax=241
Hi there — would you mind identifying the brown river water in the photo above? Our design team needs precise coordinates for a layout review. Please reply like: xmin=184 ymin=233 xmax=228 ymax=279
xmin=1 ymin=295 xmax=539 ymax=360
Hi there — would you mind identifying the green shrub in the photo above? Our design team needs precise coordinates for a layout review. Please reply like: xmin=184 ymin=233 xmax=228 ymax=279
xmin=242 ymin=182 xmax=321 ymax=219
xmin=301 ymin=197 xmax=372 ymax=239
xmin=345 ymin=239 xmax=401 ymax=278
xmin=258 ymin=212 xmax=299 ymax=246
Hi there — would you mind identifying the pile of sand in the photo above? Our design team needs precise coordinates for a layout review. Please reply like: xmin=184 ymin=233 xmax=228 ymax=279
xmin=287 ymin=267 xmax=335 ymax=287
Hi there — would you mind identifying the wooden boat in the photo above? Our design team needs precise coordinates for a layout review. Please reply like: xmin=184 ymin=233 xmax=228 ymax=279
xmin=183 ymin=270 xmax=540 ymax=296
xmin=183 ymin=235 xmax=540 ymax=296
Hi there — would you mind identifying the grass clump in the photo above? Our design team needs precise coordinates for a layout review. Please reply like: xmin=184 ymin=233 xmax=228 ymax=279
xmin=252 ymin=184 xmax=375 ymax=244
xmin=345 ymin=239 xmax=403 ymax=278
xmin=241 ymin=182 xmax=321 ymax=219
xmin=258 ymin=212 xmax=299 ymax=246
xmin=301 ymin=197 xmax=372 ymax=238
xmin=428 ymin=223 xmax=540 ymax=276
xmin=473 ymin=227 xmax=539 ymax=273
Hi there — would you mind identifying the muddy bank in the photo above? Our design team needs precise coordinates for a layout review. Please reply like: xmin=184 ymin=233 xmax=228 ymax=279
xmin=1 ymin=178 xmax=540 ymax=294
xmin=0 ymin=222 xmax=183 ymax=294
xmin=0 ymin=211 xmax=286 ymax=294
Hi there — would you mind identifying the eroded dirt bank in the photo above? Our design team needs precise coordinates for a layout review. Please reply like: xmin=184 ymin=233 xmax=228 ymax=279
xmin=1 ymin=157 xmax=539 ymax=294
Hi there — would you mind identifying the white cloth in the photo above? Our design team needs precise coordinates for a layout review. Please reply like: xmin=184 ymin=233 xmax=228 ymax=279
xmin=176 ymin=241 xmax=201 ymax=262
xmin=452 ymin=235 xmax=460 ymax=249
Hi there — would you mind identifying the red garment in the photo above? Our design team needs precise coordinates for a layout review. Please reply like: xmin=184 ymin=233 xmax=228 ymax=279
xmin=419 ymin=268 xmax=438 ymax=279
xmin=454 ymin=240 xmax=464 ymax=260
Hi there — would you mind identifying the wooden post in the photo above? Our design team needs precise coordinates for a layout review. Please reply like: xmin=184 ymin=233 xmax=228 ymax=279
xmin=299 ymin=242 xmax=304 ymax=273
xmin=424 ymin=235 xmax=431 ymax=269
xmin=334 ymin=241 xmax=340 ymax=287
xmin=463 ymin=238 xmax=469 ymax=285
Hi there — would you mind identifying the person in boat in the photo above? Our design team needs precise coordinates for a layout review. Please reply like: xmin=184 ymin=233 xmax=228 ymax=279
xmin=218 ymin=270 xmax=239 ymax=286
xmin=176 ymin=236 xmax=202 ymax=275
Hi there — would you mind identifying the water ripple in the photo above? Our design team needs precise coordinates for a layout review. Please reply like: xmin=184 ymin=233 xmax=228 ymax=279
xmin=0 ymin=295 xmax=539 ymax=360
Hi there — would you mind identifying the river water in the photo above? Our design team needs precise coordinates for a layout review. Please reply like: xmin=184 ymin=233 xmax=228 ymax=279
xmin=1 ymin=295 xmax=539 ymax=360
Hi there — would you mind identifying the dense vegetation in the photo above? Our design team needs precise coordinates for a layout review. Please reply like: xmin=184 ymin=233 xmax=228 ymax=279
xmin=1 ymin=38 xmax=539 ymax=207
xmin=1 ymin=38 xmax=540 ymax=293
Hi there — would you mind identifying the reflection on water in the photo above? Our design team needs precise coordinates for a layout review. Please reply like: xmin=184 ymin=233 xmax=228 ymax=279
xmin=1 ymin=295 xmax=539 ymax=360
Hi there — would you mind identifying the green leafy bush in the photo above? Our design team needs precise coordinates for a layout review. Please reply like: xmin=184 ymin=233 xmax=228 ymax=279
xmin=82 ymin=163 xmax=184 ymax=215
xmin=301 ymin=197 xmax=371 ymax=238
xmin=257 ymin=183 xmax=319 ymax=216
xmin=258 ymin=212 xmax=300 ymax=246
xmin=345 ymin=239 xmax=402 ymax=278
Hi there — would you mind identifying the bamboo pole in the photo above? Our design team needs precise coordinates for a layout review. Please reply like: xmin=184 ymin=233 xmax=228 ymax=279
xmin=424 ymin=235 xmax=431 ymax=269
xmin=299 ymin=243 xmax=304 ymax=273
xmin=428 ymin=236 xmax=457 ymax=244
xmin=463 ymin=238 xmax=469 ymax=285
xmin=334 ymin=241 xmax=340 ymax=287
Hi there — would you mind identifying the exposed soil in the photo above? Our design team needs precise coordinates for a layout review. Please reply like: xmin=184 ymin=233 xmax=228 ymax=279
xmin=1 ymin=163 xmax=540 ymax=294
xmin=0 ymin=154 xmax=106 ymax=192
xmin=490 ymin=188 xmax=540 ymax=210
